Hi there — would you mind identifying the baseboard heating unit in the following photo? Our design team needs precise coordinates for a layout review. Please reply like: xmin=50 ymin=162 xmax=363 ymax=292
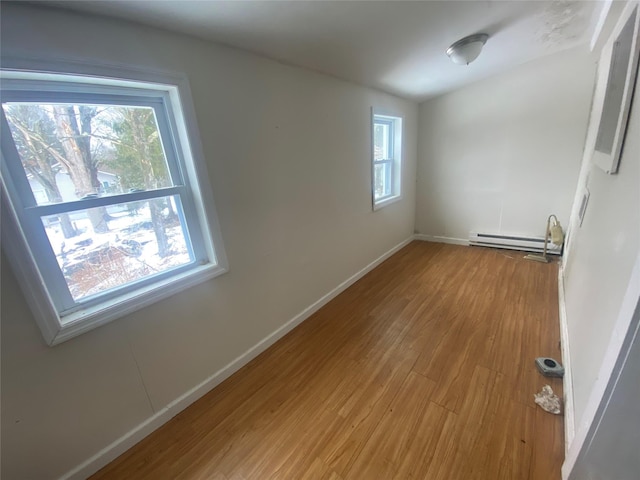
xmin=469 ymin=232 xmax=562 ymax=255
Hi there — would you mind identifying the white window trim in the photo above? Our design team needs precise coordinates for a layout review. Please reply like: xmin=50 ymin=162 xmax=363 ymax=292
xmin=0 ymin=58 xmax=228 ymax=345
xmin=371 ymin=108 xmax=403 ymax=211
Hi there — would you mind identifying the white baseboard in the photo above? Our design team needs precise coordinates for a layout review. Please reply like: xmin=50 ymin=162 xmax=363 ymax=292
xmin=558 ymin=266 xmax=575 ymax=454
xmin=59 ymin=236 xmax=414 ymax=480
xmin=413 ymin=234 xmax=469 ymax=246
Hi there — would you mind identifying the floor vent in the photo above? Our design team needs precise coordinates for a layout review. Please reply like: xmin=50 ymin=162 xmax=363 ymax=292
xmin=469 ymin=232 xmax=561 ymax=255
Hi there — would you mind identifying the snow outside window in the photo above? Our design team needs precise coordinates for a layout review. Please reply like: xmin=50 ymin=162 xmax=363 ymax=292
xmin=372 ymin=111 xmax=402 ymax=210
xmin=0 ymin=70 xmax=227 ymax=345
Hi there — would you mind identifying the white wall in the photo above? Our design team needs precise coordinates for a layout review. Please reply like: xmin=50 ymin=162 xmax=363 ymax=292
xmin=415 ymin=47 xmax=595 ymax=242
xmin=0 ymin=4 xmax=417 ymax=479
xmin=562 ymin=1 xmax=640 ymax=446
xmin=569 ymin=299 xmax=640 ymax=480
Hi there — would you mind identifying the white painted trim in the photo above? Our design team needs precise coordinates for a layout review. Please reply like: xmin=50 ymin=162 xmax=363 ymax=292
xmin=373 ymin=193 xmax=402 ymax=211
xmin=58 ymin=235 xmax=414 ymax=480
xmin=591 ymin=0 xmax=614 ymax=51
xmin=562 ymin=252 xmax=640 ymax=479
xmin=413 ymin=234 xmax=469 ymax=246
xmin=54 ymin=264 xmax=227 ymax=345
xmin=557 ymin=265 xmax=575 ymax=452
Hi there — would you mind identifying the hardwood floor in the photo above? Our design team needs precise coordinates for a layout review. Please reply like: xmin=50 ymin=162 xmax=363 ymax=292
xmin=91 ymin=242 xmax=564 ymax=480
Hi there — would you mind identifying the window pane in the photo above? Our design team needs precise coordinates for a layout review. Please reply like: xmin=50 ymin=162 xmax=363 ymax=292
xmin=3 ymin=103 xmax=173 ymax=206
xmin=41 ymin=195 xmax=192 ymax=301
xmin=374 ymin=162 xmax=391 ymax=200
xmin=374 ymin=121 xmax=391 ymax=160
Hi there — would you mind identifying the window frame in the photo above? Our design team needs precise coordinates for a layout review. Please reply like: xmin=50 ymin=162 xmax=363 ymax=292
xmin=0 ymin=63 xmax=228 ymax=345
xmin=371 ymin=109 xmax=403 ymax=210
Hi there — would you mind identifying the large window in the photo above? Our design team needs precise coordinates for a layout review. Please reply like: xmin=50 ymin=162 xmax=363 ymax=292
xmin=372 ymin=111 xmax=402 ymax=209
xmin=1 ymin=69 xmax=227 ymax=345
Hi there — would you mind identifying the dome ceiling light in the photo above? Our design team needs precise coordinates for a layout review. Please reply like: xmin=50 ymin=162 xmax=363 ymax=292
xmin=446 ymin=33 xmax=489 ymax=65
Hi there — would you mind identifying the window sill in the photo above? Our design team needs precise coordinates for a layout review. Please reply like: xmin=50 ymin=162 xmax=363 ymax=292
xmin=373 ymin=194 xmax=402 ymax=211
xmin=50 ymin=263 xmax=227 ymax=345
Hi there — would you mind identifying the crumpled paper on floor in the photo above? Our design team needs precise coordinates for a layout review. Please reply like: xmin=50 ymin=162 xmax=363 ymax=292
xmin=534 ymin=385 xmax=561 ymax=414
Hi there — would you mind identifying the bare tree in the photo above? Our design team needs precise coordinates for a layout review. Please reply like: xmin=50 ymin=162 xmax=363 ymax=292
xmin=4 ymin=105 xmax=78 ymax=238
xmin=51 ymin=106 xmax=109 ymax=233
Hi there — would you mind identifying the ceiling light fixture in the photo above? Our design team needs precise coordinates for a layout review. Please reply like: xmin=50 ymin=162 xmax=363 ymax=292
xmin=446 ymin=33 xmax=489 ymax=65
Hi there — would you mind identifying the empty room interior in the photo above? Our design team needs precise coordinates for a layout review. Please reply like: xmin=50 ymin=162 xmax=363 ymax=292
xmin=1 ymin=1 xmax=639 ymax=479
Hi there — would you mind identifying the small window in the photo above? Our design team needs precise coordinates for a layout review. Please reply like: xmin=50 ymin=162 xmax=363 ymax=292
xmin=1 ymin=69 xmax=227 ymax=345
xmin=372 ymin=111 xmax=402 ymax=209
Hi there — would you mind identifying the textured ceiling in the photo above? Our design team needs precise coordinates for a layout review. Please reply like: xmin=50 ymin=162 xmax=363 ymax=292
xmin=42 ymin=0 xmax=601 ymax=101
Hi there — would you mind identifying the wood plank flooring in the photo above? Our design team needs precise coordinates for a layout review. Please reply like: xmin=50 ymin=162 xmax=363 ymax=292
xmin=91 ymin=242 xmax=564 ymax=480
